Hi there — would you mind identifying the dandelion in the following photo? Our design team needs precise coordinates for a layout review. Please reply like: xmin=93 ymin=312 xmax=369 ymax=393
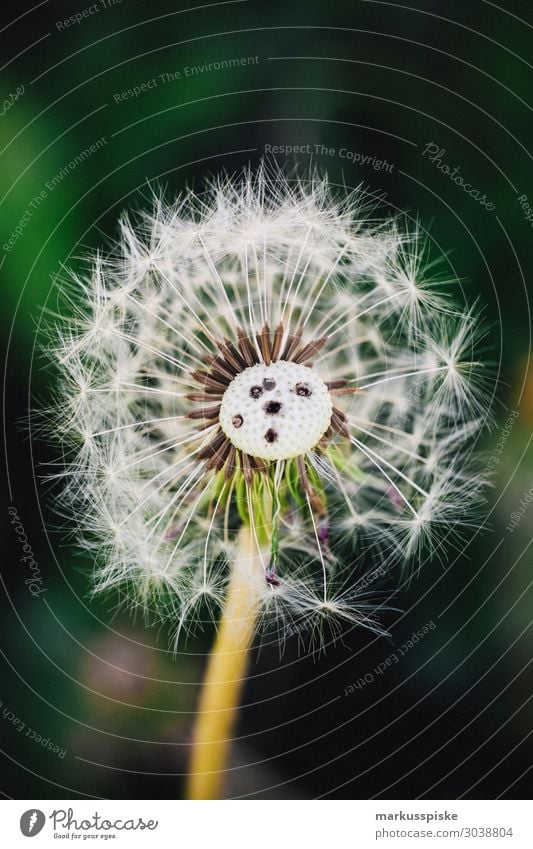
xmin=45 ymin=165 xmax=488 ymax=798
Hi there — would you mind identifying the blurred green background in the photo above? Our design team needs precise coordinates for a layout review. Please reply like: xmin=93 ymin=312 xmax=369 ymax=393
xmin=2 ymin=0 xmax=532 ymax=799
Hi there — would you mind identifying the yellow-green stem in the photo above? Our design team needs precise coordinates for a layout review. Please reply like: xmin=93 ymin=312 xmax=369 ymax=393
xmin=186 ymin=525 xmax=264 ymax=799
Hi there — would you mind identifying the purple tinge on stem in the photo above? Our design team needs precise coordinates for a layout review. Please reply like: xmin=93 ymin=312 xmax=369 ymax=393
xmin=164 ymin=521 xmax=184 ymax=541
xmin=386 ymin=486 xmax=404 ymax=512
xmin=318 ymin=518 xmax=330 ymax=544
xmin=265 ymin=568 xmax=281 ymax=587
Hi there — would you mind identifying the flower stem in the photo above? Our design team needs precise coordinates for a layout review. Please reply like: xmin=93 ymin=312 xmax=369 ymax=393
xmin=186 ymin=524 xmax=264 ymax=799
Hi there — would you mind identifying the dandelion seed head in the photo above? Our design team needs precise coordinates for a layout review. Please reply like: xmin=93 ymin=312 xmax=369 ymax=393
xmin=44 ymin=164 xmax=491 ymax=646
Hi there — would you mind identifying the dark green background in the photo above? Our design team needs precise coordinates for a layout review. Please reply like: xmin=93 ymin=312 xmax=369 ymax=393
xmin=2 ymin=0 xmax=532 ymax=799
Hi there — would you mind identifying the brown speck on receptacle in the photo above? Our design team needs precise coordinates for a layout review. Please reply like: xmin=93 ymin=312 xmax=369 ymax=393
xmin=263 ymin=377 xmax=276 ymax=391
xmin=232 ymin=414 xmax=243 ymax=428
xmin=265 ymin=401 xmax=282 ymax=415
xmin=250 ymin=385 xmax=263 ymax=399
xmin=295 ymin=383 xmax=312 ymax=397
xmin=265 ymin=428 xmax=278 ymax=443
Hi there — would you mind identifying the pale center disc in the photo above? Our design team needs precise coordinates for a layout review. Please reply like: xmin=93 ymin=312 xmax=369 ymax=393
xmin=219 ymin=361 xmax=333 ymax=461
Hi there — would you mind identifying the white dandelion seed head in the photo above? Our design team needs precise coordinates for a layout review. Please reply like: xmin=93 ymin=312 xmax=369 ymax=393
xmin=44 ymin=164 xmax=491 ymax=645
